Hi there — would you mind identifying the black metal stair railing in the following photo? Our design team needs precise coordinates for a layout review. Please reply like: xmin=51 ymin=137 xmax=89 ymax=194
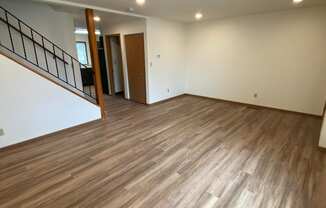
xmin=0 ymin=6 xmax=97 ymax=102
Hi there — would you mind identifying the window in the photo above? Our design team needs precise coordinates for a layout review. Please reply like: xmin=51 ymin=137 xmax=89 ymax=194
xmin=76 ymin=41 xmax=88 ymax=65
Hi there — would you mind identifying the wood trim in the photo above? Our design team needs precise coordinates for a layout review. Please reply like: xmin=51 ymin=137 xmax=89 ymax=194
xmin=185 ymin=94 xmax=322 ymax=118
xmin=85 ymin=9 xmax=105 ymax=118
xmin=109 ymin=34 xmax=121 ymax=37
xmin=117 ymin=35 xmax=125 ymax=97
xmin=0 ymin=119 xmax=102 ymax=152
xmin=0 ymin=51 xmax=97 ymax=106
xmin=105 ymin=34 xmax=126 ymax=98
xmin=124 ymin=33 xmax=145 ymax=37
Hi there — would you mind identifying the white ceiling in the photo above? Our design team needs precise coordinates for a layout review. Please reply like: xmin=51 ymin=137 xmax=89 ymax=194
xmin=51 ymin=0 xmax=326 ymax=22
xmin=76 ymin=11 xmax=142 ymax=30
xmin=45 ymin=3 xmax=142 ymax=29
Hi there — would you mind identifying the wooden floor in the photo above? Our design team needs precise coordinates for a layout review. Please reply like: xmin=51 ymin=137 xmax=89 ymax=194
xmin=0 ymin=95 xmax=325 ymax=208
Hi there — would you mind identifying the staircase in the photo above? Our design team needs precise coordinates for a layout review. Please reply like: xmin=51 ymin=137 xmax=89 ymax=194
xmin=0 ymin=6 xmax=97 ymax=103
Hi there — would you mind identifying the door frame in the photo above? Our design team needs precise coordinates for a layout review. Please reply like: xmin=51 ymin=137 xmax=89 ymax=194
xmin=104 ymin=34 xmax=125 ymax=97
xmin=124 ymin=33 xmax=147 ymax=104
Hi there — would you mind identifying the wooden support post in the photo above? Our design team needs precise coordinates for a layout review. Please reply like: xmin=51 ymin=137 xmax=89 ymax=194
xmin=85 ymin=8 xmax=105 ymax=118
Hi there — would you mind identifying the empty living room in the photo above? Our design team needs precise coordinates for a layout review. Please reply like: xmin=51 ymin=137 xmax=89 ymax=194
xmin=0 ymin=0 xmax=326 ymax=207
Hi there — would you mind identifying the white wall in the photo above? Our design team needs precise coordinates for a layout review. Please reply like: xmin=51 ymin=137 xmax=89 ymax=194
xmin=146 ymin=18 xmax=187 ymax=104
xmin=102 ymin=19 xmax=147 ymax=99
xmin=103 ymin=17 xmax=187 ymax=104
xmin=185 ymin=7 xmax=326 ymax=116
xmin=0 ymin=54 xmax=101 ymax=148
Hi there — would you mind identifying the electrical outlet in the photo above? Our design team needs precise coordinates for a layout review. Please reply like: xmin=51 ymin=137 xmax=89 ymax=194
xmin=0 ymin=129 xmax=4 ymax=136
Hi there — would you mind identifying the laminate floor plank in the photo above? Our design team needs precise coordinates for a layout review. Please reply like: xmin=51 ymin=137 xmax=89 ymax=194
xmin=0 ymin=95 xmax=325 ymax=208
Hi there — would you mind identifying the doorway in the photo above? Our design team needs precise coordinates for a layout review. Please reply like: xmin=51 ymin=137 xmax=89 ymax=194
xmin=98 ymin=36 xmax=109 ymax=95
xmin=105 ymin=34 xmax=125 ymax=98
xmin=124 ymin=33 xmax=147 ymax=104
